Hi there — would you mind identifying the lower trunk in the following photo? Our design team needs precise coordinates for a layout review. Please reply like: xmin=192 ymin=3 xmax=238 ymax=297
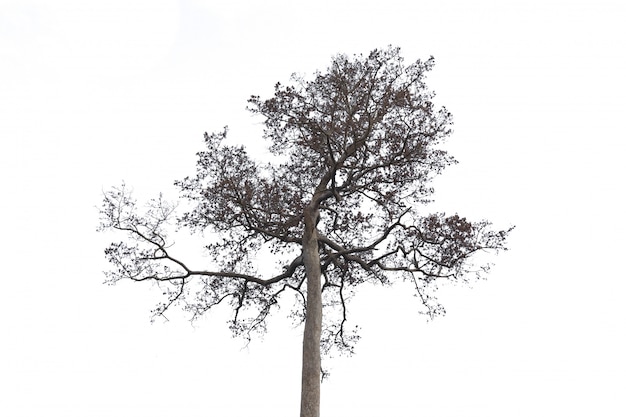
xmin=300 ymin=207 xmax=322 ymax=417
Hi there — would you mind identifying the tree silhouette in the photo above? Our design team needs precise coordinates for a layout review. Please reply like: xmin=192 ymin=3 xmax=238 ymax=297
xmin=99 ymin=46 xmax=513 ymax=417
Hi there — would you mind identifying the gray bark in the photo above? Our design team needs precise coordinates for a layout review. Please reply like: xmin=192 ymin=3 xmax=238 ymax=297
xmin=300 ymin=204 xmax=322 ymax=417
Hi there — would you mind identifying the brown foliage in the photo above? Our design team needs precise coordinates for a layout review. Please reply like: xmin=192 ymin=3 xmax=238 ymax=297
xmin=99 ymin=46 xmax=512 ymax=356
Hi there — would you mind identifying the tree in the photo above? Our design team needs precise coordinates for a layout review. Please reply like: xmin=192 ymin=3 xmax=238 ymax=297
xmin=99 ymin=46 xmax=513 ymax=417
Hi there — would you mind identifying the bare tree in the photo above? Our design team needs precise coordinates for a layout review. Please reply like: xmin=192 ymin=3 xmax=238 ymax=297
xmin=99 ymin=46 xmax=513 ymax=417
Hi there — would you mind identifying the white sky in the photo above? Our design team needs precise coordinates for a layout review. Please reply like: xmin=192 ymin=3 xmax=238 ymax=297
xmin=1 ymin=0 xmax=624 ymax=416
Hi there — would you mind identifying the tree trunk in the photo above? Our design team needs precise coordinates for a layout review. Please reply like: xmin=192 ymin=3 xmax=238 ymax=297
xmin=300 ymin=205 xmax=322 ymax=417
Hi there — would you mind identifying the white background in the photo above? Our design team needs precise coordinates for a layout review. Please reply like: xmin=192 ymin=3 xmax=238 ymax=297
xmin=1 ymin=0 xmax=624 ymax=416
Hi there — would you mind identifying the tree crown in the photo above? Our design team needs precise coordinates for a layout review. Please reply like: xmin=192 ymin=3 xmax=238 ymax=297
xmin=99 ymin=46 xmax=512 ymax=356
